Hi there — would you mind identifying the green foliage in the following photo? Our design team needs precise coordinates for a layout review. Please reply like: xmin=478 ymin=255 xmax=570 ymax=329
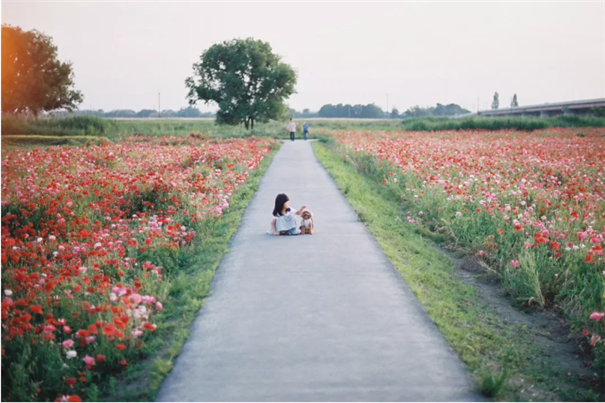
xmin=591 ymin=107 xmax=605 ymax=118
xmin=1 ymin=135 xmax=109 ymax=150
xmin=318 ymin=103 xmax=384 ymax=118
xmin=480 ymin=369 xmax=509 ymax=398
xmin=1 ymin=24 xmax=83 ymax=115
xmin=511 ymin=94 xmax=519 ymax=107
xmin=186 ymin=38 xmax=297 ymax=130
xmin=403 ymin=103 xmax=471 ymax=118
xmin=492 ymin=92 xmax=500 ymax=110
xmin=400 ymin=115 xmax=605 ymax=131
xmin=1 ymin=114 xmax=117 ymax=136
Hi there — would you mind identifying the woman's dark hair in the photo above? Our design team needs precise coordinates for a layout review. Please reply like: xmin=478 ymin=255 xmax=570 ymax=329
xmin=272 ymin=193 xmax=290 ymax=217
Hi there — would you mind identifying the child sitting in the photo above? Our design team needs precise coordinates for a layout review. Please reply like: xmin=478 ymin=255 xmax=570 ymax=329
xmin=271 ymin=193 xmax=306 ymax=236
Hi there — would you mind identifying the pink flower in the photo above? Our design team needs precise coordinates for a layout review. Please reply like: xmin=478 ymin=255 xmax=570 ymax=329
xmin=82 ymin=356 xmax=95 ymax=366
xmin=510 ymin=260 xmax=520 ymax=267
xmin=589 ymin=312 xmax=604 ymax=321
xmin=590 ymin=335 xmax=602 ymax=347
xmin=63 ymin=326 xmax=72 ymax=334
xmin=62 ymin=339 xmax=75 ymax=349
xmin=155 ymin=301 xmax=163 ymax=311
xmin=132 ymin=330 xmax=143 ymax=338
xmin=44 ymin=325 xmax=56 ymax=334
xmin=78 ymin=266 xmax=87 ymax=274
xmin=129 ymin=293 xmax=142 ymax=304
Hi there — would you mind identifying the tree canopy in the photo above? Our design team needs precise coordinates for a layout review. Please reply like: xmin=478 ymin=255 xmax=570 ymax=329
xmin=402 ymin=103 xmax=471 ymax=118
xmin=511 ymin=94 xmax=518 ymax=107
xmin=186 ymin=38 xmax=297 ymax=129
xmin=1 ymin=24 xmax=83 ymax=115
xmin=317 ymin=103 xmax=384 ymax=118
xmin=492 ymin=92 xmax=500 ymax=110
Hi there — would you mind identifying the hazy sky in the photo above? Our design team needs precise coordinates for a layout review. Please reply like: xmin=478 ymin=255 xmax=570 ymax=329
xmin=2 ymin=1 xmax=604 ymax=113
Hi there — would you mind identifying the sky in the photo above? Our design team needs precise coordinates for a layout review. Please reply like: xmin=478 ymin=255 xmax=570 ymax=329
xmin=2 ymin=1 xmax=604 ymax=113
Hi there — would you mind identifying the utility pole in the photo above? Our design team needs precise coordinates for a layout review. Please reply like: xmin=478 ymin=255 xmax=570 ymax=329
xmin=158 ymin=93 xmax=161 ymax=118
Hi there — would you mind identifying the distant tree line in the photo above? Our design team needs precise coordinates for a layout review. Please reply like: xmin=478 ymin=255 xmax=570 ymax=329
xmin=316 ymin=103 xmax=385 ymax=119
xmin=402 ymin=103 xmax=471 ymax=118
xmin=287 ymin=102 xmax=473 ymax=119
xmin=48 ymin=107 xmax=215 ymax=118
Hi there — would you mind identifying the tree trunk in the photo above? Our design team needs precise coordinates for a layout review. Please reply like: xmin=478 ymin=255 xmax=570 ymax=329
xmin=251 ymin=118 xmax=254 ymax=130
xmin=244 ymin=118 xmax=249 ymax=130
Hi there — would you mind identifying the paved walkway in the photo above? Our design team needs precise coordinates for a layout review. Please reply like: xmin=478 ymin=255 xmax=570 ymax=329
xmin=157 ymin=141 xmax=480 ymax=402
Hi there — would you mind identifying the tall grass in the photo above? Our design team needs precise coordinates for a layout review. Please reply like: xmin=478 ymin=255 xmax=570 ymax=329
xmin=1 ymin=115 xmax=118 ymax=136
xmin=4 ymin=114 xmax=603 ymax=141
xmin=401 ymin=115 xmax=605 ymax=131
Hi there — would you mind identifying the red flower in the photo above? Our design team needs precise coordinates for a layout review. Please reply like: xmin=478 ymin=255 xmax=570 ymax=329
xmin=30 ymin=305 xmax=43 ymax=315
xmin=113 ymin=316 xmax=130 ymax=330
xmin=64 ymin=377 xmax=77 ymax=389
xmin=103 ymin=323 xmax=116 ymax=337
xmin=115 ymin=343 xmax=126 ymax=351
xmin=534 ymin=233 xmax=548 ymax=244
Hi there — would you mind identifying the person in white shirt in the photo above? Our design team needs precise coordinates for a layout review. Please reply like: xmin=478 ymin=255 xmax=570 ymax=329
xmin=287 ymin=118 xmax=296 ymax=141
xmin=271 ymin=193 xmax=306 ymax=235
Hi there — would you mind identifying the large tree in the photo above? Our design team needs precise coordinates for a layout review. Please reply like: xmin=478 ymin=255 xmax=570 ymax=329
xmin=186 ymin=38 xmax=296 ymax=129
xmin=2 ymin=24 xmax=83 ymax=115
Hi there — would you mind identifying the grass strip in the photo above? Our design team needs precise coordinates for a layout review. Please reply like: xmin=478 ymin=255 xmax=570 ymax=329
xmin=312 ymin=141 xmax=601 ymax=401
xmin=101 ymin=144 xmax=280 ymax=401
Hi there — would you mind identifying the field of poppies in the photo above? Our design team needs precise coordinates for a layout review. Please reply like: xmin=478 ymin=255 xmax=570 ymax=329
xmin=332 ymin=128 xmax=605 ymax=364
xmin=0 ymin=135 xmax=277 ymax=402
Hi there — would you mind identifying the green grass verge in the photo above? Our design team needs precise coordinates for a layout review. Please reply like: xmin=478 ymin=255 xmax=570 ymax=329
xmin=100 ymin=144 xmax=280 ymax=401
xmin=400 ymin=115 xmax=605 ymax=131
xmin=312 ymin=141 xmax=602 ymax=401
xmin=1 ymin=135 xmax=110 ymax=149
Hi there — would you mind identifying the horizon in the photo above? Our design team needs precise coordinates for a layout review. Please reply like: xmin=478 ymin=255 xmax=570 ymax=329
xmin=2 ymin=1 xmax=604 ymax=114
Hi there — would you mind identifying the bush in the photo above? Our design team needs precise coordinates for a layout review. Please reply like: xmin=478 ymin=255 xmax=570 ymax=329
xmin=401 ymin=115 xmax=604 ymax=132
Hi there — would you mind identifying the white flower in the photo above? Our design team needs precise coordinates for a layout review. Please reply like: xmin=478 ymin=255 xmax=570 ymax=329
xmin=4 ymin=290 xmax=12 ymax=296
xmin=66 ymin=350 xmax=77 ymax=359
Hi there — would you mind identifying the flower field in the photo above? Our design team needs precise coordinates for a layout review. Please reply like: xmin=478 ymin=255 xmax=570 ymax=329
xmin=332 ymin=128 xmax=605 ymax=363
xmin=1 ymin=135 xmax=277 ymax=401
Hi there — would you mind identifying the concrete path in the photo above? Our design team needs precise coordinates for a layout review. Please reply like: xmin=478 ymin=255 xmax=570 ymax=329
xmin=157 ymin=141 xmax=480 ymax=402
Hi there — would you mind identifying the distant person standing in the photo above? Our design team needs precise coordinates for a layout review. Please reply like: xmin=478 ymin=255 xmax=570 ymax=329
xmin=287 ymin=118 xmax=296 ymax=141
xmin=303 ymin=122 xmax=309 ymax=140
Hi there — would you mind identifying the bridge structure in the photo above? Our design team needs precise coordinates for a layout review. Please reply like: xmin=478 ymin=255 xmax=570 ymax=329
xmin=477 ymin=97 xmax=605 ymax=118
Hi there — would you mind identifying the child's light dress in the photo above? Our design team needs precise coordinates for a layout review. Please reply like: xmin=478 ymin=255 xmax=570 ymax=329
xmin=270 ymin=208 xmax=299 ymax=235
